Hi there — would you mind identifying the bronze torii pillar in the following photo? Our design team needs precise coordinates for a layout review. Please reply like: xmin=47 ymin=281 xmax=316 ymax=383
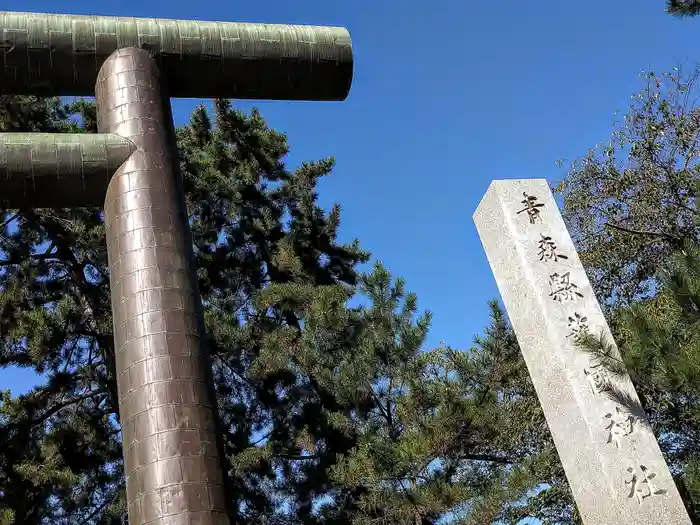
xmin=0 ymin=11 xmax=353 ymax=524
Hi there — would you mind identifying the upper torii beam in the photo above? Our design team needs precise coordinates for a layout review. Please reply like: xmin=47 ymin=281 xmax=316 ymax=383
xmin=0 ymin=11 xmax=353 ymax=100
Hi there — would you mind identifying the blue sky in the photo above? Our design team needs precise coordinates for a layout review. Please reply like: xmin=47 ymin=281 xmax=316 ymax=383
xmin=0 ymin=2 xmax=694 ymax=401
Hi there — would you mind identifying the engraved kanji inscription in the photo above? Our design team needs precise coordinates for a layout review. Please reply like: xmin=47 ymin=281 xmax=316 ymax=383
xmin=474 ymin=180 xmax=694 ymax=523
xmin=537 ymin=233 xmax=569 ymax=262
xmin=584 ymin=364 xmax=611 ymax=395
xmin=516 ymin=192 xmax=544 ymax=224
xmin=566 ymin=312 xmax=589 ymax=339
xmin=604 ymin=406 xmax=634 ymax=448
xmin=549 ymin=272 xmax=584 ymax=302
xmin=625 ymin=465 xmax=667 ymax=504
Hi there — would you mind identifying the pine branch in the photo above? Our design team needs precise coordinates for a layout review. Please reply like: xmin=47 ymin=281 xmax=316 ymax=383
xmin=462 ymin=453 xmax=515 ymax=465
xmin=76 ymin=496 xmax=114 ymax=525
xmin=0 ymin=388 xmax=107 ymax=447
xmin=604 ymin=221 xmax=679 ymax=240
xmin=0 ymin=212 xmax=18 ymax=231
xmin=0 ymin=243 xmax=58 ymax=266
xmin=667 ymin=0 xmax=700 ymax=17
xmin=278 ymin=454 xmax=320 ymax=461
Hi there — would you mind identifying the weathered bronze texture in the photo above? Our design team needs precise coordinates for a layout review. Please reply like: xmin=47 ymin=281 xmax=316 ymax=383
xmin=0 ymin=132 xmax=135 ymax=207
xmin=3 ymin=9 xmax=355 ymax=523
xmin=1 ymin=11 xmax=353 ymax=100
xmin=97 ymin=47 xmax=228 ymax=525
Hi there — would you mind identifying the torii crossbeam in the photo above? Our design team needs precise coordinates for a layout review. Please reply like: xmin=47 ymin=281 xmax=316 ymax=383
xmin=0 ymin=10 xmax=353 ymax=525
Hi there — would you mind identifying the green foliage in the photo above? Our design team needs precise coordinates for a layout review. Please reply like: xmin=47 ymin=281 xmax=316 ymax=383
xmin=667 ymin=0 xmax=700 ymax=17
xmin=0 ymin=95 xmax=565 ymax=524
xmin=0 ymin=94 xmax=372 ymax=524
xmin=316 ymin=294 xmax=574 ymax=525
xmin=557 ymin=65 xmax=700 ymax=522
xmin=571 ymin=239 xmax=700 ymax=521
xmin=457 ymin=303 xmax=579 ymax=525
xmin=616 ymin=242 xmax=700 ymax=519
xmin=556 ymin=66 xmax=700 ymax=307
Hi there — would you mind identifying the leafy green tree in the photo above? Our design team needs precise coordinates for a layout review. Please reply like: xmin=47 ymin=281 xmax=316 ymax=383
xmin=570 ymin=240 xmax=700 ymax=522
xmin=617 ymin=241 xmax=700 ymax=519
xmin=556 ymin=65 xmax=700 ymax=522
xmin=556 ymin=65 xmax=700 ymax=308
xmin=179 ymin=99 xmax=372 ymax=524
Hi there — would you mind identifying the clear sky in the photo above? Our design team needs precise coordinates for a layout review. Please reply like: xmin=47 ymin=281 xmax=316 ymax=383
xmin=0 ymin=1 xmax=695 ymax=406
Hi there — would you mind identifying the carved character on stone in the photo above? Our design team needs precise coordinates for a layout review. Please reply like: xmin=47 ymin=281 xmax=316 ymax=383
xmin=537 ymin=233 xmax=569 ymax=262
xmin=604 ymin=406 xmax=634 ymax=448
xmin=625 ymin=465 xmax=667 ymax=504
xmin=549 ymin=272 xmax=584 ymax=302
xmin=474 ymin=180 xmax=694 ymax=523
xmin=566 ymin=312 xmax=589 ymax=339
xmin=584 ymin=364 xmax=611 ymax=395
xmin=516 ymin=192 xmax=544 ymax=224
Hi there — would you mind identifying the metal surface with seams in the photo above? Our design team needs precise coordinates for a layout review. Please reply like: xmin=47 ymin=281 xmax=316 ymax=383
xmin=0 ymin=11 xmax=353 ymax=100
xmin=0 ymin=10 xmax=354 ymax=524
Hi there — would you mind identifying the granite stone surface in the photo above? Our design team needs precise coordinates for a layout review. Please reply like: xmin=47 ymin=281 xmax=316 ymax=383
xmin=473 ymin=179 xmax=692 ymax=524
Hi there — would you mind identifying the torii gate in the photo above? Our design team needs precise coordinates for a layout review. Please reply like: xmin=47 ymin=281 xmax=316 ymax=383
xmin=0 ymin=11 xmax=353 ymax=524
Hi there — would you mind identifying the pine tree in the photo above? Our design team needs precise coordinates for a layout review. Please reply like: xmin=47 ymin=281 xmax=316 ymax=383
xmin=0 ymin=96 xmax=370 ymax=524
xmin=310 ymin=287 xmax=577 ymax=525
xmin=0 ymin=95 xmax=122 ymax=525
xmin=666 ymin=1 xmax=700 ymax=17
xmin=0 ymin=95 xmax=570 ymax=525
xmin=612 ymin=242 xmax=700 ymax=520
xmin=452 ymin=302 xmax=579 ymax=525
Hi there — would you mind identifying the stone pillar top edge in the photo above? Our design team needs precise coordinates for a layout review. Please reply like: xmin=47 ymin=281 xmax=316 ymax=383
xmin=473 ymin=178 xmax=550 ymax=222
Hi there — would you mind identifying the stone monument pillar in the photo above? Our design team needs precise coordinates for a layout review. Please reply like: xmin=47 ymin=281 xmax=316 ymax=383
xmin=473 ymin=179 xmax=692 ymax=524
